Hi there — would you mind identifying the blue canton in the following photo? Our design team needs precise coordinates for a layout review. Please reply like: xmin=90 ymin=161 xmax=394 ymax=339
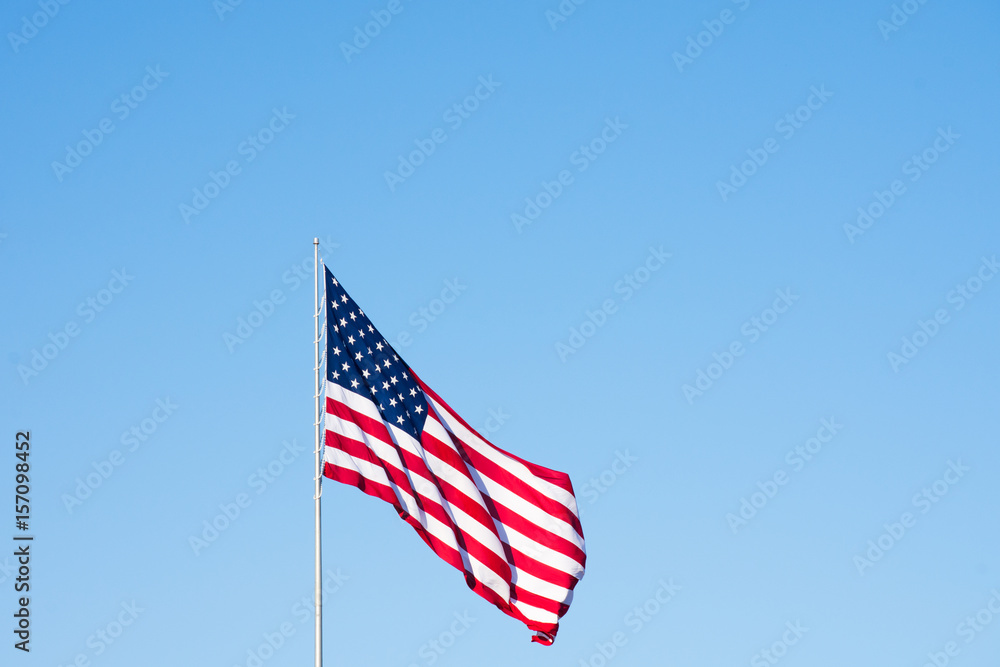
xmin=324 ymin=268 xmax=429 ymax=440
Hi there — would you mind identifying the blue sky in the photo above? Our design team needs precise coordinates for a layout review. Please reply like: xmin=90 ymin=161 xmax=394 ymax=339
xmin=2 ymin=0 xmax=999 ymax=665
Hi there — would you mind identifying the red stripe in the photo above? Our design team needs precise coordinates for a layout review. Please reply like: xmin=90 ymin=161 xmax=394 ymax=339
xmin=511 ymin=586 xmax=570 ymax=617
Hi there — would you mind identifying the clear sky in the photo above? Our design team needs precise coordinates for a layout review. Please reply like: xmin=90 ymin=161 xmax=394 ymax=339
xmin=2 ymin=1 xmax=999 ymax=665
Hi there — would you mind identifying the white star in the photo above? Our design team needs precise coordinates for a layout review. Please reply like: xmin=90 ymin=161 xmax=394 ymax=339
xmin=389 ymin=398 xmax=397 ymax=407
xmin=340 ymin=318 xmax=347 ymax=327
xmin=355 ymin=352 xmax=363 ymax=361
xmin=396 ymin=416 xmax=405 ymax=425
xmin=341 ymin=294 xmax=348 ymax=303
xmin=362 ymin=369 xmax=370 ymax=379
xmin=332 ymin=370 xmax=340 ymax=380
xmin=382 ymin=381 xmax=390 ymax=390
xmin=370 ymin=386 xmax=378 ymax=395
xmin=347 ymin=335 xmax=355 ymax=345
xmin=393 ymin=354 xmax=399 ymax=361
xmin=350 ymin=311 xmax=357 ymax=321
xmin=383 ymin=358 xmax=392 ymax=368
xmin=358 ymin=328 xmax=365 ymax=338
xmin=409 ymin=388 xmax=417 ymax=397
xmin=368 ymin=324 xmax=374 ymax=332
xmin=331 ymin=300 xmax=339 ymax=310
xmin=332 ymin=278 xmax=339 ymax=286
xmin=402 ymin=372 xmax=408 ymax=379
xmin=374 ymin=364 xmax=381 ymax=373
xmin=390 ymin=376 xmax=398 ymax=385
xmin=397 ymin=393 xmax=403 ymax=401
xmin=342 ymin=362 xmax=350 ymax=372
xmin=350 ymin=379 xmax=359 ymax=389
xmin=414 ymin=405 xmax=423 ymax=414
xmin=332 ymin=347 xmax=342 ymax=356
xmin=375 ymin=342 xmax=384 ymax=351
xmin=367 ymin=347 xmax=373 ymax=356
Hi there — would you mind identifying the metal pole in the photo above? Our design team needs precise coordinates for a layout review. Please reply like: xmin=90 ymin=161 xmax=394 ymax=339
xmin=313 ymin=237 xmax=323 ymax=667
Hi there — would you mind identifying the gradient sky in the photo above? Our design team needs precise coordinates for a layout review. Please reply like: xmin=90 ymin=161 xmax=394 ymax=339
xmin=2 ymin=1 xmax=999 ymax=666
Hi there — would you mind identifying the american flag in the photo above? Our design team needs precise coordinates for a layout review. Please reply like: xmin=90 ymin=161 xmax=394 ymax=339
xmin=320 ymin=267 xmax=586 ymax=644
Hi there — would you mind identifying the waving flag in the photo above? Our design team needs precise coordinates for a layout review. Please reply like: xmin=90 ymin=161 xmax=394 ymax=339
xmin=320 ymin=267 xmax=585 ymax=644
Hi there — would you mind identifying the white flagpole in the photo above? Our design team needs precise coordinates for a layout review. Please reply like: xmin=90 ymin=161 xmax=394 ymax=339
xmin=313 ymin=237 xmax=323 ymax=667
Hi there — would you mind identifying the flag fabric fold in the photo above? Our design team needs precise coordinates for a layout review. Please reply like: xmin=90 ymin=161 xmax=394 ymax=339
xmin=320 ymin=267 xmax=585 ymax=644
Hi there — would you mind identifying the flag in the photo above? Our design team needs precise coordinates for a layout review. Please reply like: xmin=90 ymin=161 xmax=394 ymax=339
xmin=320 ymin=267 xmax=586 ymax=644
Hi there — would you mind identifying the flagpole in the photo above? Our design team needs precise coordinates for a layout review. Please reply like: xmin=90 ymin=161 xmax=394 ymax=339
xmin=313 ymin=237 xmax=323 ymax=667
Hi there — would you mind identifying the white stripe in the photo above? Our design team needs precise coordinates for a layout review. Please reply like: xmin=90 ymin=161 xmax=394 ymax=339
xmin=503 ymin=522 xmax=586 ymax=579
xmin=510 ymin=567 xmax=574 ymax=604
xmin=326 ymin=381 xmax=382 ymax=420
xmin=510 ymin=599 xmax=560 ymax=625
